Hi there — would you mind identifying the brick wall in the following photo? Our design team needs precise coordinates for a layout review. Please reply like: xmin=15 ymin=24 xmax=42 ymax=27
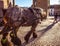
xmin=0 ymin=0 xmax=11 ymax=9
xmin=33 ymin=0 xmax=50 ymax=16
xmin=0 ymin=1 xmax=4 ymax=9
xmin=0 ymin=0 xmax=11 ymax=22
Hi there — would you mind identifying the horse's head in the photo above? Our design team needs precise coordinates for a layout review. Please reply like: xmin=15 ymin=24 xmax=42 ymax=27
xmin=32 ymin=7 xmax=46 ymax=21
xmin=34 ymin=7 xmax=47 ymax=21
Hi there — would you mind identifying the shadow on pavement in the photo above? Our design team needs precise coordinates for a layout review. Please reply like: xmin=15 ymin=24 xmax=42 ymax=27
xmin=34 ymin=21 xmax=58 ymax=42
xmin=0 ymin=21 xmax=58 ymax=46
xmin=21 ymin=37 xmax=35 ymax=46
xmin=21 ymin=21 xmax=58 ymax=46
xmin=38 ymin=21 xmax=57 ymax=33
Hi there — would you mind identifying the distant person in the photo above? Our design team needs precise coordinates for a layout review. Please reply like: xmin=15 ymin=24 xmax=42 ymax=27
xmin=57 ymin=14 xmax=60 ymax=21
xmin=54 ymin=13 xmax=58 ymax=22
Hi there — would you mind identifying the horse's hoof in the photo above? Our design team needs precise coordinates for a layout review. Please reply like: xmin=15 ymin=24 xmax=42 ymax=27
xmin=33 ymin=33 xmax=37 ymax=38
xmin=10 ymin=32 xmax=21 ymax=46
xmin=1 ymin=38 xmax=11 ymax=46
xmin=24 ymin=36 xmax=29 ymax=43
xmin=11 ymin=37 xmax=21 ymax=46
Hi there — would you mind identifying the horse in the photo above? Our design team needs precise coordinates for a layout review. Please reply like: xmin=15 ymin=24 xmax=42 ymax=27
xmin=0 ymin=5 xmax=45 ymax=45
xmin=0 ymin=9 xmax=7 ymax=27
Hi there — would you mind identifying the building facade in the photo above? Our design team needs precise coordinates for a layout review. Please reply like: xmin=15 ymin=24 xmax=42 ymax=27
xmin=49 ymin=5 xmax=60 ymax=15
xmin=33 ymin=0 xmax=49 ymax=9
xmin=32 ymin=0 xmax=50 ymax=16
xmin=0 ymin=0 xmax=11 ymax=23
xmin=0 ymin=0 xmax=11 ymax=9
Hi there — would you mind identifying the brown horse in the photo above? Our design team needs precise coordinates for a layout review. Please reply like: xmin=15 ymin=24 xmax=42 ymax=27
xmin=0 ymin=6 xmax=44 ymax=45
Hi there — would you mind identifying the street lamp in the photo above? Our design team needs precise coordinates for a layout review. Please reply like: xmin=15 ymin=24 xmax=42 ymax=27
xmin=13 ymin=0 xmax=15 ymax=6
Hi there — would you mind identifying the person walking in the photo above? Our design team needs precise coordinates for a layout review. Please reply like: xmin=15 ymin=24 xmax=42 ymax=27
xmin=54 ymin=13 xmax=58 ymax=23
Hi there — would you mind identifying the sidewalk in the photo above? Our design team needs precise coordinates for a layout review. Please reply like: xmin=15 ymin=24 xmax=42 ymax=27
xmin=0 ymin=16 xmax=60 ymax=46
xmin=21 ymin=16 xmax=60 ymax=46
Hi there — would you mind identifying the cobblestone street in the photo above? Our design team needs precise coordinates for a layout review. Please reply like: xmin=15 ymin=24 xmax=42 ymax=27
xmin=0 ymin=16 xmax=60 ymax=46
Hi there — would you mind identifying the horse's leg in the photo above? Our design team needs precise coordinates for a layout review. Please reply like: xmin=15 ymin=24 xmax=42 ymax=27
xmin=1 ymin=25 xmax=11 ymax=46
xmin=0 ymin=24 xmax=10 ymax=34
xmin=1 ymin=33 xmax=12 ymax=46
xmin=33 ymin=30 xmax=37 ymax=38
xmin=10 ymin=27 xmax=21 ymax=45
xmin=24 ymin=22 xmax=38 ymax=43
xmin=12 ymin=27 xmax=18 ymax=37
xmin=32 ymin=23 xmax=37 ymax=38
